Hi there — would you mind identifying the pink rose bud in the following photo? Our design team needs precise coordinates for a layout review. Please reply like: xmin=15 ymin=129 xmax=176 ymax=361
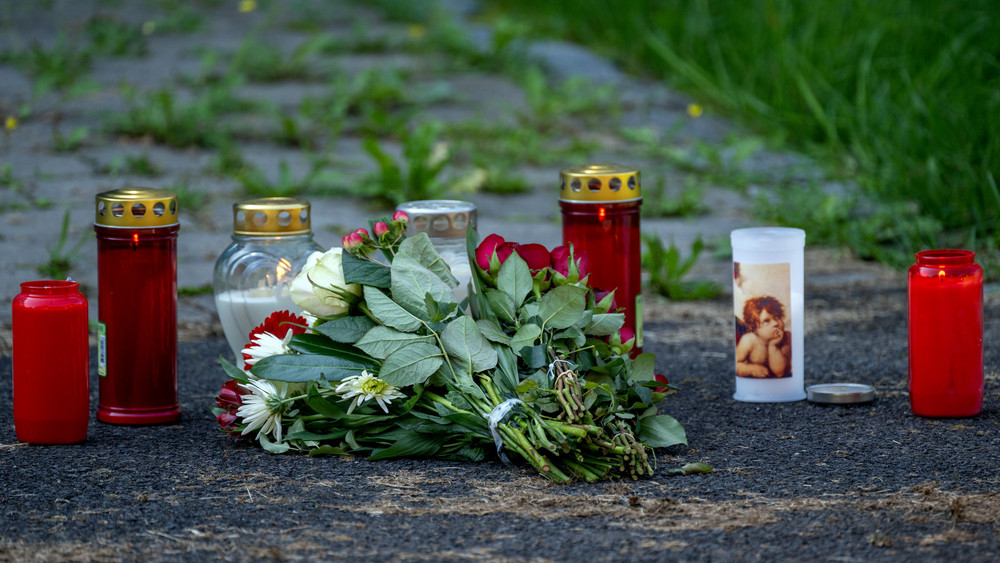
xmin=475 ymin=233 xmax=506 ymax=270
xmin=354 ymin=228 xmax=370 ymax=240
xmin=217 ymin=411 xmax=239 ymax=431
xmin=373 ymin=221 xmax=390 ymax=238
xmin=216 ymin=380 xmax=244 ymax=411
xmin=343 ymin=232 xmax=364 ymax=250
xmin=392 ymin=210 xmax=409 ymax=223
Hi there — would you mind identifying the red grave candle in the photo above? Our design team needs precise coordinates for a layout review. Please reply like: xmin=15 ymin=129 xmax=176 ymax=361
xmin=907 ymin=249 xmax=983 ymax=417
xmin=94 ymin=188 xmax=181 ymax=424
xmin=12 ymin=280 xmax=90 ymax=443
xmin=559 ymin=163 xmax=643 ymax=352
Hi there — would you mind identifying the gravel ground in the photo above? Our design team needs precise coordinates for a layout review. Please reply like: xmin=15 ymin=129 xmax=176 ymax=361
xmin=2 ymin=252 xmax=999 ymax=562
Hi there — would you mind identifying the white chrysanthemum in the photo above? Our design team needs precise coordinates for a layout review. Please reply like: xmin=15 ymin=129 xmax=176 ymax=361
xmin=335 ymin=370 xmax=405 ymax=414
xmin=236 ymin=380 xmax=291 ymax=442
xmin=243 ymin=329 xmax=294 ymax=367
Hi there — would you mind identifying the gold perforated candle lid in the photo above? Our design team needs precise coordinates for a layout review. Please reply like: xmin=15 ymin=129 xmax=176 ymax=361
xmin=559 ymin=163 xmax=641 ymax=203
xmin=95 ymin=188 xmax=178 ymax=228
xmin=233 ymin=197 xmax=312 ymax=236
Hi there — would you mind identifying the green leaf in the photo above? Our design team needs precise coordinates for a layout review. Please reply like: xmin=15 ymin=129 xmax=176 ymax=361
xmin=378 ymin=342 xmax=443 ymax=386
xmin=219 ymin=356 xmax=249 ymax=382
xmin=476 ymin=319 xmax=511 ymax=344
xmin=521 ymin=344 xmax=548 ymax=369
xmin=306 ymin=391 xmax=348 ymax=419
xmin=251 ymin=353 xmax=374 ymax=382
xmin=485 ymin=288 xmax=516 ymax=323
xmin=390 ymin=253 xmax=454 ymax=319
xmin=356 ymin=326 xmax=435 ymax=360
xmin=509 ymin=323 xmax=541 ymax=355
xmin=537 ymin=285 xmax=588 ymax=330
xmin=637 ymin=414 xmax=687 ymax=448
xmin=313 ymin=316 xmax=376 ymax=344
xmin=585 ymin=313 xmax=624 ymax=336
xmin=342 ymin=250 xmax=391 ymax=288
xmin=259 ymin=433 xmax=291 ymax=454
xmin=497 ymin=252 xmax=532 ymax=309
xmin=368 ymin=431 xmax=445 ymax=460
xmin=633 ymin=383 xmax=653 ymax=406
xmin=441 ymin=316 xmax=497 ymax=374
xmin=630 ymin=353 xmax=656 ymax=383
xmin=364 ymin=285 xmax=423 ymax=332
xmin=397 ymin=232 xmax=458 ymax=287
xmin=516 ymin=379 xmax=538 ymax=393
xmin=288 ymin=334 xmax=373 ymax=364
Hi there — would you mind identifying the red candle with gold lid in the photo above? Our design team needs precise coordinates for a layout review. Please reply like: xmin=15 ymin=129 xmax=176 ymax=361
xmin=559 ymin=163 xmax=643 ymax=352
xmin=94 ymin=188 xmax=181 ymax=424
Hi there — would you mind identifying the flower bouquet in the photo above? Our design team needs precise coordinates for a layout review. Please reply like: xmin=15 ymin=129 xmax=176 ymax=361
xmin=214 ymin=213 xmax=687 ymax=483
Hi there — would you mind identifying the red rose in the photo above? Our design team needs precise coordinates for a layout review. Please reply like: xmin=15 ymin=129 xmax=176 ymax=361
xmin=515 ymin=243 xmax=551 ymax=272
xmin=550 ymin=245 xmax=591 ymax=282
xmin=475 ymin=233 xmax=507 ymax=270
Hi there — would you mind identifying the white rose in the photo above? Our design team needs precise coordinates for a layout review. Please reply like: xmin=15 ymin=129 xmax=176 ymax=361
xmin=289 ymin=248 xmax=362 ymax=318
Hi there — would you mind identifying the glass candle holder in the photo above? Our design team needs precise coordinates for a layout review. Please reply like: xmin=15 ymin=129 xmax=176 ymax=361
xmin=95 ymin=188 xmax=180 ymax=425
xmin=908 ymin=249 xmax=983 ymax=417
xmin=395 ymin=200 xmax=477 ymax=305
xmin=12 ymin=280 xmax=89 ymax=444
xmin=214 ymin=198 xmax=322 ymax=365
xmin=559 ymin=163 xmax=643 ymax=352
xmin=731 ymin=227 xmax=806 ymax=402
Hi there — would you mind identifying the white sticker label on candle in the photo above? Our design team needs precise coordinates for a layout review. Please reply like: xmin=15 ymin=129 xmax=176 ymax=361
xmin=734 ymin=262 xmax=792 ymax=379
xmin=98 ymin=322 xmax=107 ymax=377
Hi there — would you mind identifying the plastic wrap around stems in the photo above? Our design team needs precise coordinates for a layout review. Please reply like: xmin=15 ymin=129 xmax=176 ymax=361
xmin=731 ymin=227 xmax=806 ymax=402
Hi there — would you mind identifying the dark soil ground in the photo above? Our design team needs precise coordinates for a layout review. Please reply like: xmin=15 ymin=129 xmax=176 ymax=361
xmin=2 ymin=251 xmax=999 ymax=562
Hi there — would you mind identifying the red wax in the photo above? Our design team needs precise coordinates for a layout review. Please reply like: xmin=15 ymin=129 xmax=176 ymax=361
xmin=908 ymin=249 xmax=983 ymax=417
xmin=12 ymin=280 xmax=89 ymax=443
xmin=95 ymin=224 xmax=181 ymax=424
xmin=561 ymin=200 xmax=642 ymax=351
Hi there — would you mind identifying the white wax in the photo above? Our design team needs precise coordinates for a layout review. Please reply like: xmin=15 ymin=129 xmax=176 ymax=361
xmin=438 ymin=249 xmax=472 ymax=309
xmin=215 ymin=289 xmax=294 ymax=368
xmin=731 ymin=228 xmax=806 ymax=402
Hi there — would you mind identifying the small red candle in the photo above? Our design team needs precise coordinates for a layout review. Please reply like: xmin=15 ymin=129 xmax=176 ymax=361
xmin=95 ymin=188 xmax=181 ymax=424
xmin=908 ymin=249 xmax=983 ymax=417
xmin=559 ymin=163 xmax=643 ymax=353
xmin=12 ymin=280 xmax=89 ymax=443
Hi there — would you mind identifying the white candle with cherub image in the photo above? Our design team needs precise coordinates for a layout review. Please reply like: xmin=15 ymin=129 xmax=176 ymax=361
xmin=731 ymin=228 xmax=806 ymax=402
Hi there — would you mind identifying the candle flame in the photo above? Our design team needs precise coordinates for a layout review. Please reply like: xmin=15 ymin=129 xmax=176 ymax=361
xmin=598 ymin=206 xmax=606 ymax=221
xmin=276 ymin=258 xmax=292 ymax=282
xmin=130 ymin=232 xmax=139 ymax=249
xmin=938 ymin=269 xmax=946 ymax=280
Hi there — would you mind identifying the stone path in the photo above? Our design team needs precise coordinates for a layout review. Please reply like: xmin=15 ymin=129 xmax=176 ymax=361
xmin=0 ymin=0 xmax=826 ymax=341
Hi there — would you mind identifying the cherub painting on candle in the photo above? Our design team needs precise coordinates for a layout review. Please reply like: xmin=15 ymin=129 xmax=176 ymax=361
xmin=734 ymin=262 xmax=792 ymax=379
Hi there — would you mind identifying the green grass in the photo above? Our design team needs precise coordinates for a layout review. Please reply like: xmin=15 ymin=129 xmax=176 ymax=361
xmin=485 ymin=0 xmax=1000 ymax=265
